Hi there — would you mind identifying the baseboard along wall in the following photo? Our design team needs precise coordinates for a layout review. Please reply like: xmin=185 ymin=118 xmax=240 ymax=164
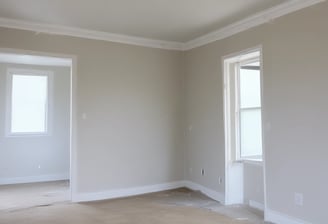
xmin=0 ymin=173 xmax=69 ymax=185
xmin=0 ymin=176 xmax=311 ymax=224
xmin=266 ymin=208 xmax=312 ymax=224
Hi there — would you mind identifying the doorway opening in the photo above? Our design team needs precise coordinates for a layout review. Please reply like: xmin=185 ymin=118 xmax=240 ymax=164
xmin=0 ymin=49 xmax=76 ymax=210
xmin=223 ymin=47 xmax=266 ymax=213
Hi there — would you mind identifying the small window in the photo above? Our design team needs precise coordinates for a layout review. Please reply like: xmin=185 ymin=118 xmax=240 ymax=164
xmin=6 ymin=68 xmax=53 ymax=136
xmin=224 ymin=50 xmax=263 ymax=162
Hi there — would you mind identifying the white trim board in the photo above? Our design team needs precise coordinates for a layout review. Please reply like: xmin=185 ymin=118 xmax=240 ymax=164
xmin=0 ymin=173 xmax=315 ymax=224
xmin=249 ymin=200 xmax=264 ymax=211
xmin=73 ymin=180 xmax=225 ymax=204
xmin=183 ymin=181 xmax=225 ymax=203
xmin=0 ymin=173 xmax=69 ymax=185
xmin=266 ymin=208 xmax=312 ymax=224
xmin=0 ymin=0 xmax=324 ymax=51
xmin=51 ymin=178 xmax=318 ymax=224
xmin=73 ymin=181 xmax=185 ymax=202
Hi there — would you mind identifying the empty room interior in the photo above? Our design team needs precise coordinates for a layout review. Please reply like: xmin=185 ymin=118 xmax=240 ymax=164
xmin=0 ymin=0 xmax=327 ymax=224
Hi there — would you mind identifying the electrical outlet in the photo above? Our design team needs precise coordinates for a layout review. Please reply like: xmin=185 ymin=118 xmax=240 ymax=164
xmin=201 ymin=169 xmax=205 ymax=176
xmin=294 ymin=192 xmax=303 ymax=206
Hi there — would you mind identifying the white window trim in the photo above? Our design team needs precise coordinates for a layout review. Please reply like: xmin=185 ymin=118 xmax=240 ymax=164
xmin=224 ymin=51 xmax=263 ymax=163
xmin=235 ymin=62 xmax=242 ymax=160
xmin=5 ymin=68 xmax=54 ymax=137
xmin=236 ymin=57 xmax=263 ymax=162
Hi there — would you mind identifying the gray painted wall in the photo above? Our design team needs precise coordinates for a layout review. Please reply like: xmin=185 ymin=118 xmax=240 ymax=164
xmin=243 ymin=163 xmax=264 ymax=206
xmin=0 ymin=2 xmax=327 ymax=223
xmin=184 ymin=2 xmax=328 ymax=223
xmin=0 ymin=63 xmax=70 ymax=183
xmin=0 ymin=29 xmax=185 ymax=192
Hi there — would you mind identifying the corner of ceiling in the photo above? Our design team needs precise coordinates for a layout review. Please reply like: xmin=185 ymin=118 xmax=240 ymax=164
xmin=0 ymin=0 xmax=324 ymax=51
xmin=182 ymin=0 xmax=325 ymax=51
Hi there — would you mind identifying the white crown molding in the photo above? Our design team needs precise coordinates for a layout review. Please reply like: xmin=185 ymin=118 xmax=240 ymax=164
xmin=0 ymin=17 xmax=184 ymax=51
xmin=0 ymin=0 xmax=325 ymax=51
xmin=183 ymin=0 xmax=325 ymax=50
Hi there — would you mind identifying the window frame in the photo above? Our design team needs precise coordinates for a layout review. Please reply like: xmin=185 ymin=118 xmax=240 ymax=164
xmin=234 ymin=58 xmax=263 ymax=161
xmin=5 ymin=68 xmax=53 ymax=137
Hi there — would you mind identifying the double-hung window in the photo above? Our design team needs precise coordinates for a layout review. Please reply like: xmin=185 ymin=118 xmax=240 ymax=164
xmin=224 ymin=50 xmax=263 ymax=162
xmin=236 ymin=60 xmax=262 ymax=161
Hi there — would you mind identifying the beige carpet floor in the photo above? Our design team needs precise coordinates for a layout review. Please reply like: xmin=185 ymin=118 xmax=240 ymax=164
xmin=0 ymin=180 xmax=69 ymax=210
xmin=1 ymin=196 xmax=249 ymax=224
xmin=0 ymin=182 xmax=267 ymax=224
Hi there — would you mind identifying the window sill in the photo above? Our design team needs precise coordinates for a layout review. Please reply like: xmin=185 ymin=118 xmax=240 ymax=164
xmin=243 ymin=159 xmax=263 ymax=166
xmin=5 ymin=132 xmax=50 ymax=138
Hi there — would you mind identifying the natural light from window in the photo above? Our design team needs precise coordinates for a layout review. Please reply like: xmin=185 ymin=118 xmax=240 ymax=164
xmin=239 ymin=61 xmax=262 ymax=160
xmin=11 ymin=74 xmax=48 ymax=134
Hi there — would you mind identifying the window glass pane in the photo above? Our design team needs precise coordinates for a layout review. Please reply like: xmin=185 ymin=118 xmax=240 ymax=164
xmin=239 ymin=62 xmax=261 ymax=108
xmin=240 ymin=109 xmax=262 ymax=158
xmin=11 ymin=75 xmax=48 ymax=133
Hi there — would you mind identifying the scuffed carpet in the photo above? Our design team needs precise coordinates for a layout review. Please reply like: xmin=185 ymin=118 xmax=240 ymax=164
xmin=0 ymin=189 xmax=252 ymax=224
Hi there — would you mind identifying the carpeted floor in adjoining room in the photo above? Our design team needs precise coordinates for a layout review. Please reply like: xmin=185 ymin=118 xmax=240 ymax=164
xmin=0 ymin=180 xmax=70 ymax=211
xmin=0 ymin=182 xmax=269 ymax=224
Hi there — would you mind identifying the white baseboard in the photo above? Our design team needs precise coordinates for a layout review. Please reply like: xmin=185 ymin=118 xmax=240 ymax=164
xmin=2 ymin=175 xmax=310 ymax=224
xmin=266 ymin=208 xmax=312 ymax=224
xmin=73 ymin=181 xmax=185 ymax=202
xmin=73 ymin=180 xmax=225 ymax=204
xmin=0 ymin=173 xmax=69 ymax=185
xmin=249 ymin=200 xmax=264 ymax=211
xmin=72 ymin=179 xmax=314 ymax=224
xmin=183 ymin=181 xmax=225 ymax=203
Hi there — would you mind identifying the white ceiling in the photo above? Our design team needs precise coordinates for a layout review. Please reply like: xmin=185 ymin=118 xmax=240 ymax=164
xmin=0 ymin=0 xmax=288 ymax=42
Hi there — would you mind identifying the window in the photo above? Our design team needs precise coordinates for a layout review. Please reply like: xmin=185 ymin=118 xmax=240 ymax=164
xmin=237 ymin=60 xmax=262 ymax=160
xmin=224 ymin=50 xmax=263 ymax=161
xmin=6 ymin=68 xmax=53 ymax=136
